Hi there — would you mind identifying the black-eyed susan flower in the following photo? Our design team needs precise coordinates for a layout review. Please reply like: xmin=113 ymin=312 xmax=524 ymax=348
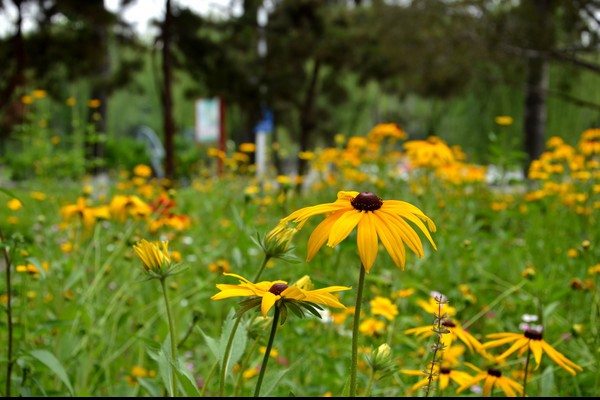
xmin=277 ymin=190 xmax=436 ymax=273
xmin=405 ymin=318 xmax=485 ymax=355
xmin=456 ymin=363 xmax=523 ymax=397
xmin=369 ymin=296 xmax=398 ymax=321
xmin=211 ymin=273 xmax=351 ymax=322
xmin=481 ymin=328 xmax=584 ymax=375
xmin=400 ymin=364 xmax=474 ymax=395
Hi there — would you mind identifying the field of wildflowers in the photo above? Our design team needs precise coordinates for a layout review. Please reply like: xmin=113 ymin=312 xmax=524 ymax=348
xmin=1 ymin=97 xmax=599 ymax=397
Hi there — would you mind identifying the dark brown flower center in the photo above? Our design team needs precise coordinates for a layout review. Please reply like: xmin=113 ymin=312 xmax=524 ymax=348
xmin=440 ymin=367 xmax=450 ymax=375
xmin=351 ymin=192 xmax=383 ymax=211
xmin=487 ymin=368 xmax=502 ymax=377
xmin=269 ymin=283 xmax=288 ymax=296
xmin=524 ymin=329 xmax=543 ymax=340
xmin=442 ymin=320 xmax=456 ymax=328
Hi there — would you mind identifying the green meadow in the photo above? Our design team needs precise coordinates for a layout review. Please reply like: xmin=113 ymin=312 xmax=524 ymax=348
xmin=1 ymin=106 xmax=598 ymax=397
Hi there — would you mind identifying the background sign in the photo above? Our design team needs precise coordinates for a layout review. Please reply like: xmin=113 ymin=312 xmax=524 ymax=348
xmin=195 ymin=98 xmax=221 ymax=143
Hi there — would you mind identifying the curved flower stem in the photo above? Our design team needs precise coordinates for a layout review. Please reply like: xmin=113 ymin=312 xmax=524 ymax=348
xmin=160 ymin=278 xmax=178 ymax=397
xmin=523 ymin=346 xmax=532 ymax=397
xmin=350 ymin=263 xmax=366 ymax=397
xmin=254 ymin=305 xmax=280 ymax=397
xmin=218 ymin=255 xmax=271 ymax=396
xmin=201 ymin=359 xmax=219 ymax=397
xmin=219 ymin=316 xmax=242 ymax=396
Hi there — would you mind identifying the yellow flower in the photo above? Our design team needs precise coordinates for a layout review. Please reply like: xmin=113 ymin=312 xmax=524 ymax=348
xmin=32 ymin=89 xmax=47 ymax=99
xmin=239 ymin=142 xmax=256 ymax=153
xmin=66 ymin=97 xmax=76 ymax=106
xmin=359 ymin=317 xmax=386 ymax=336
xmin=417 ymin=296 xmax=457 ymax=317
xmin=210 ymin=272 xmax=351 ymax=319
xmin=494 ymin=115 xmax=514 ymax=126
xmin=401 ymin=365 xmax=473 ymax=395
xmin=392 ymin=288 xmax=415 ymax=299
xmin=133 ymin=164 xmax=153 ymax=178
xmin=132 ymin=239 xmax=172 ymax=273
xmin=277 ymin=190 xmax=436 ymax=273
xmin=405 ymin=318 xmax=485 ymax=355
xmin=30 ymin=191 xmax=47 ymax=201
xmin=369 ymin=296 xmax=398 ymax=321
xmin=88 ymin=98 xmax=101 ymax=108
xmin=7 ymin=198 xmax=23 ymax=211
xmin=457 ymin=363 xmax=523 ymax=397
xmin=481 ymin=329 xmax=583 ymax=375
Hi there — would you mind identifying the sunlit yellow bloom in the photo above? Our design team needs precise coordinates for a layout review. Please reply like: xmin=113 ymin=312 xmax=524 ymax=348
xmin=481 ymin=329 xmax=583 ymax=375
xmin=405 ymin=318 xmax=484 ymax=354
xmin=132 ymin=239 xmax=172 ymax=273
xmin=66 ymin=97 xmax=76 ymax=106
xmin=60 ymin=197 xmax=109 ymax=231
xmin=21 ymin=95 xmax=33 ymax=104
xmin=589 ymin=264 xmax=600 ymax=275
xmin=457 ymin=363 xmax=523 ymax=397
xmin=392 ymin=288 xmax=415 ymax=299
xmin=30 ymin=191 xmax=47 ymax=201
xmin=416 ymin=296 xmax=456 ymax=317
xmin=277 ymin=190 xmax=436 ymax=273
xmin=133 ymin=164 xmax=153 ymax=178
xmin=109 ymin=194 xmax=152 ymax=222
xmin=359 ymin=317 xmax=385 ymax=336
xmin=243 ymin=367 xmax=260 ymax=379
xmin=88 ymin=98 xmax=101 ymax=108
xmin=494 ymin=116 xmax=514 ymax=126
xmin=61 ymin=242 xmax=73 ymax=253
xmin=369 ymin=296 xmax=398 ymax=321
xmin=367 ymin=123 xmax=408 ymax=142
xmin=403 ymin=136 xmax=455 ymax=169
xmin=32 ymin=89 xmax=47 ymax=99
xmin=239 ymin=142 xmax=256 ymax=153
xmin=208 ymin=259 xmax=231 ymax=274
xmin=7 ymin=198 xmax=23 ymax=211
xmin=211 ymin=273 xmax=351 ymax=319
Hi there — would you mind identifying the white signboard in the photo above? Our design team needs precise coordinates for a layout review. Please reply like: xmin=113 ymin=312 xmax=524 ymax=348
xmin=195 ymin=98 xmax=221 ymax=143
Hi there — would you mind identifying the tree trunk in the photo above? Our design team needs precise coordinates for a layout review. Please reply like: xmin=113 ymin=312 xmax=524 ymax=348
xmin=86 ymin=1 xmax=109 ymax=176
xmin=297 ymin=59 xmax=321 ymax=191
xmin=162 ymin=0 xmax=176 ymax=181
xmin=522 ymin=0 xmax=553 ymax=177
xmin=523 ymin=57 xmax=548 ymax=176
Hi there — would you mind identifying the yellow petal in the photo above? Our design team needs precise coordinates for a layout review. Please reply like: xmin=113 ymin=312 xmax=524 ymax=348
xmin=306 ymin=212 xmax=342 ymax=261
xmin=327 ymin=209 xmax=362 ymax=248
xmin=372 ymin=212 xmax=406 ymax=270
xmin=357 ymin=212 xmax=378 ymax=273
xmin=261 ymin=292 xmax=278 ymax=318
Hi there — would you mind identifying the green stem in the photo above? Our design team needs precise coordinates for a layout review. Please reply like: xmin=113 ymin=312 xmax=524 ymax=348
xmin=2 ymin=231 xmax=13 ymax=397
xmin=160 ymin=278 xmax=178 ymax=397
xmin=523 ymin=346 xmax=532 ymax=397
xmin=254 ymin=305 xmax=280 ymax=397
xmin=201 ymin=359 xmax=219 ymax=397
xmin=235 ymin=337 xmax=261 ymax=396
xmin=364 ymin=368 xmax=375 ymax=397
xmin=218 ymin=255 xmax=271 ymax=396
xmin=350 ymin=263 xmax=367 ymax=397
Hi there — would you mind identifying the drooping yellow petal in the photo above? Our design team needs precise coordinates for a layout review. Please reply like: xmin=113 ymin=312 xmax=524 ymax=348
xmin=357 ymin=212 xmax=378 ymax=273
xmin=211 ymin=287 xmax=256 ymax=300
xmin=306 ymin=212 xmax=343 ymax=262
xmin=261 ymin=292 xmax=278 ymax=318
xmin=327 ymin=209 xmax=363 ymax=248
xmin=380 ymin=209 xmax=424 ymax=258
xmin=498 ymin=377 xmax=518 ymax=397
xmin=372 ymin=212 xmax=406 ymax=270
xmin=281 ymin=202 xmax=352 ymax=224
xmin=482 ymin=376 xmax=495 ymax=397
xmin=540 ymin=341 xmax=583 ymax=375
xmin=530 ymin=340 xmax=543 ymax=369
xmin=497 ymin=337 xmax=529 ymax=361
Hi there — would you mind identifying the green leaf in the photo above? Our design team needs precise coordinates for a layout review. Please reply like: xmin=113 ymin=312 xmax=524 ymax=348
xmin=539 ymin=365 xmax=556 ymax=397
xmin=147 ymin=335 xmax=174 ymax=397
xmin=28 ymin=349 xmax=75 ymax=396
xmin=218 ymin=309 xmax=248 ymax=378
xmin=0 ymin=188 xmax=23 ymax=203
xmin=137 ymin=377 xmax=161 ymax=397
xmin=172 ymin=358 xmax=201 ymax=396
